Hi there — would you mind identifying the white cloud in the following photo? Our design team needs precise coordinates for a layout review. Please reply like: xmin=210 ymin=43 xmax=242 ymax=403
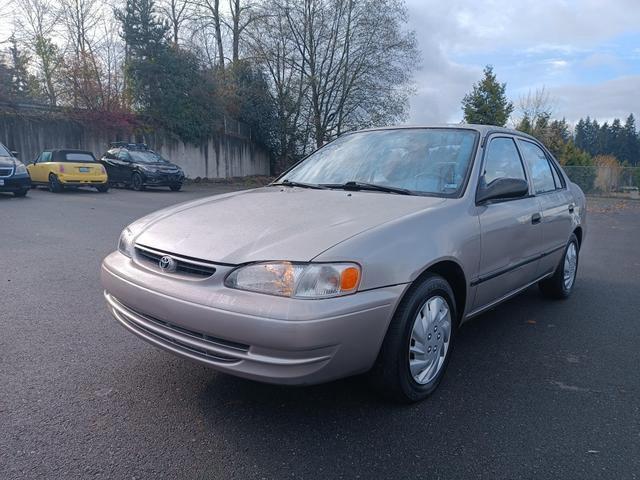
xmin=550 ymin=75 xmax=640 ymax=123
xmin=403 ymin=0 xmax=640 ymax=124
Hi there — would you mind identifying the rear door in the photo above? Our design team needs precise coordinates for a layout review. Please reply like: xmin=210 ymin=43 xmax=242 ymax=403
xmin=517 ymin=139 xmax=574 ymax=276
xmin=472 ymin=136 xmax=543 ymax=310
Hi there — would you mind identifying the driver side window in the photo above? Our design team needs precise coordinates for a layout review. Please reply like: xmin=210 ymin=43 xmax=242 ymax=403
xmin=483 ymin=137 xmax=526 ymax=185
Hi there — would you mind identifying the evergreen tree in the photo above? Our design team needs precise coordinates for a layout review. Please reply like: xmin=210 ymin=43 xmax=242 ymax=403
xmin=461 ymin=65 xmax=514 ymax=126
xmin=574 ymin=118 xmax=586 ymax=151
xmin=116 ymin=0 xmax=221 ymax=143
xmin=0 ymin=62 xmax=12 ymax=101
xmin=8 ymin=35 xmax=41 ymax=101
xmin=115 ymin=0 xmax=169 ymax=59
xmin=609 ymin=118 xmax=623 ymax=160
xmin=623 ymin=114 xmax=639 ymax=165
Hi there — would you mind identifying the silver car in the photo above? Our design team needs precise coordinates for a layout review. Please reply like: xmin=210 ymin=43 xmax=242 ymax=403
xmin=101 ymin=125 xmax=586 ymax=402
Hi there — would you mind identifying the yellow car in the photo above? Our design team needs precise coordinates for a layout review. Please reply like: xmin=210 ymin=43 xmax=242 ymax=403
xmin=28 ymin=149 xmax=109 ymax=193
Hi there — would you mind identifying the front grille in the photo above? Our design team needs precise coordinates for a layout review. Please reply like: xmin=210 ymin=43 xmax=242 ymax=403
xmin=0 ymin=167 xmax=13 ymax=177
xmin=107 ymin=295 xmax=249 ymax=363
xmin=134 ymin=244 xmax=217 ymax=278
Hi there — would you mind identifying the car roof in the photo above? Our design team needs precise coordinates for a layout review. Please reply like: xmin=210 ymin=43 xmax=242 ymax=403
xmin=42 ymin=149 xmax=95 ymax=155
xmin=351 ymin=124 xmax=540 ymax=142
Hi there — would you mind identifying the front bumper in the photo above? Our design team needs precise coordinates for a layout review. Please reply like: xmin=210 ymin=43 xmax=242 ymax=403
xmin=0 ymin=174 xmax=31 ymax=192
xmin=141 ymin=172 xmax=183 ymax=186
xmin=101 ymin=251 xmax=405 ymax=385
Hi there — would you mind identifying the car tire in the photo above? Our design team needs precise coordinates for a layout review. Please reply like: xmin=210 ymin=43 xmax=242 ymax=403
xmin=539 ymin=233 xmax=579 ymax=299
xmin=369 ymin=274 xmax=457 ymax=403
xmin=49 ymin=174 xmax=63 ymax=193
xmin=14 ymin=188 xmax=28 ymax=197
xmin=96 ymin=184 xmax=109 ymax=193
xmin=170 ymin=184 xmax=182 ymax=192
xmin=131 ymin=172 xmax=145 ymax=191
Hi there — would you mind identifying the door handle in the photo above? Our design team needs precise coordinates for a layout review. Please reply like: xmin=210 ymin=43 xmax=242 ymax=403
xmin=531 ymin=213 xmax=542 ymax=224
xmin=568 ymin=203 xmax=575 ymax=213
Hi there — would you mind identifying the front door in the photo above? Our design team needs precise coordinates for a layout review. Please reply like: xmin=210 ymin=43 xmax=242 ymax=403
xmin=102 ymin=149 xmax=130 ymax=183
xmin=29 ymin=151 xmax=52 ymax=183
xmin=472 ymin=136 xmax=543 ymax=310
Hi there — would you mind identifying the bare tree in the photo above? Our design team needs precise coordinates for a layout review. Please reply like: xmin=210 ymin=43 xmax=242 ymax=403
xmin=58 ymin=0 xmax=106 ymax=108
xmin=274 ymin=0 xmax=417 ymax=148
xmin=191 ymin=0 xmax=225 ymax=68
xmin=15 ymin=0 xmax=60 ymax=105
xmin=246 ymin=4 xmax=308 ymax=169
xmin=159 ymin=0 xmax=192 ymax=44
xmin=516 ymin=87 xmax=556 ymax=125
xmin=225 ymin=0 xmax=261 ymax=63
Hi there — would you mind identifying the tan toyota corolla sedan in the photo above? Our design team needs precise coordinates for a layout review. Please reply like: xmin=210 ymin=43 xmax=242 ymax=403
xmin=101 ymin=125 xmax=586 ymax=402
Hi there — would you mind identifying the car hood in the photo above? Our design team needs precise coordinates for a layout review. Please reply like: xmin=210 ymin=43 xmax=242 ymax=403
xmin=138 ymin=162 xmax=180 ymax=169
xmin=0 ymin=157 xmax=15 ymax=168
xmin=134 ymin=187 xmax=446 ymax=264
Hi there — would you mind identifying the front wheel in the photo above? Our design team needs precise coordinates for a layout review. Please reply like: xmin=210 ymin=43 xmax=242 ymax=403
xmin=131 ymin=172 xmax=145 ymax=191
xmin=49 ymin=174 xmax=63 ymax=193
xmin=369 ymin=274 xmax=457 ymax=403
xmin=539 ymin=234 xmax=579 ymax=299
xmin=96 ymin=184 xmax=109 ymax=193
xmin=14 ymin=188 xmax=28 ymax=197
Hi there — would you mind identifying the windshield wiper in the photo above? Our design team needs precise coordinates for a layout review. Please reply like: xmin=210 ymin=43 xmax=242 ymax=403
xmin=271 ymin=179 xmax=328 ymax=190
xmin=322 ymin=181 xmax=413 ymax=195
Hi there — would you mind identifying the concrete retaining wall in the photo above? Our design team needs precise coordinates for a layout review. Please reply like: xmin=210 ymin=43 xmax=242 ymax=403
xmin=0 ymin=112 xmax=270 ymax=179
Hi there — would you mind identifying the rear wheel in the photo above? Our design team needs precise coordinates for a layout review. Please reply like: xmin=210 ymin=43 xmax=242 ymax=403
xmin=539 ymin=233 xmax=579 ymax=299
xmin=369 ymin=274 xmax=456 ymax=403
xmin=49 ymin=173 xmax=63 ymax=193
xmin=169 ymin=184 xmax=182 ymax=191
xmin=131 ymin=172 xmax=145 ymax=191
xmin=13 ymin=189 xmax=28 ymax=197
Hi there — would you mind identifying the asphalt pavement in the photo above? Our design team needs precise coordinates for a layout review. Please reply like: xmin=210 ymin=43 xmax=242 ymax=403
xmin=1 ymin=185 xmax=639 ymax=479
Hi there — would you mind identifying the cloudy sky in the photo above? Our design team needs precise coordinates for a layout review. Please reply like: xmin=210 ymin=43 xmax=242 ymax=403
xmin=404 ymin=0 xmax=640 ymax=126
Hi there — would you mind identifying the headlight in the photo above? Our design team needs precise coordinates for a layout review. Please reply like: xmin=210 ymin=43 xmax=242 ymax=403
xmin=118 ymin=227 xmax=135 ymax=257
xmin=225 ymin=262 xmax=361 ymax=299
xmin=15 ymin=163 xmax=27 ymax=174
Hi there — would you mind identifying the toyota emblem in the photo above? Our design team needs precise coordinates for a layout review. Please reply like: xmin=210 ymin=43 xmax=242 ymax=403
xmin=158 ymin=255 xmax=177 ymax=272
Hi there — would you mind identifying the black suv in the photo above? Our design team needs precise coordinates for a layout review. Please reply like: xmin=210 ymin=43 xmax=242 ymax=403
xmin=100 ymin=143 xmax=184 ymax=191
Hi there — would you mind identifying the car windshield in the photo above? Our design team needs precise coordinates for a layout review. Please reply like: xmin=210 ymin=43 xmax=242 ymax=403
xmin=279 ymin=128 xmax=478 ymax=196
xmin=0 ymin=144 xmax=11 ymax=157
xmin=64 ymin=152 xmax=95 ymax=162
xmin=129 ymin=150 xmax=168 ymax=164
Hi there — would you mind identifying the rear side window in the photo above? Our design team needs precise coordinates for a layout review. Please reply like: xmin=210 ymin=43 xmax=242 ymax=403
xmin=65 ymin=152 xmax=95 ymax=162
xmin=482 ymin=137 xmax=526 ymax=184
xmin=40 ymin=151 xmax=52 ymax=163
xmin=518 ymin=140 xmax=556 ymax=194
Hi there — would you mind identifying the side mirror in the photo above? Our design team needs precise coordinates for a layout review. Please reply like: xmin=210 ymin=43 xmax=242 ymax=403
xmin=476 ymin=177 xmax=529 ymax=204
xmin=11 ymin=151 xmax=19 ymax=157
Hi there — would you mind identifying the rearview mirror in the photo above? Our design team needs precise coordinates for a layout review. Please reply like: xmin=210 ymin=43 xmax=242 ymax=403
xmin=476 ymin=177 xmax=529 ymax=204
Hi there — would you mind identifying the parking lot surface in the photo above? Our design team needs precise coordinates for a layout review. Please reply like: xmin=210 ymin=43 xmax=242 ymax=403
xmin=2 ymin=187 xmax=639 ymax=479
